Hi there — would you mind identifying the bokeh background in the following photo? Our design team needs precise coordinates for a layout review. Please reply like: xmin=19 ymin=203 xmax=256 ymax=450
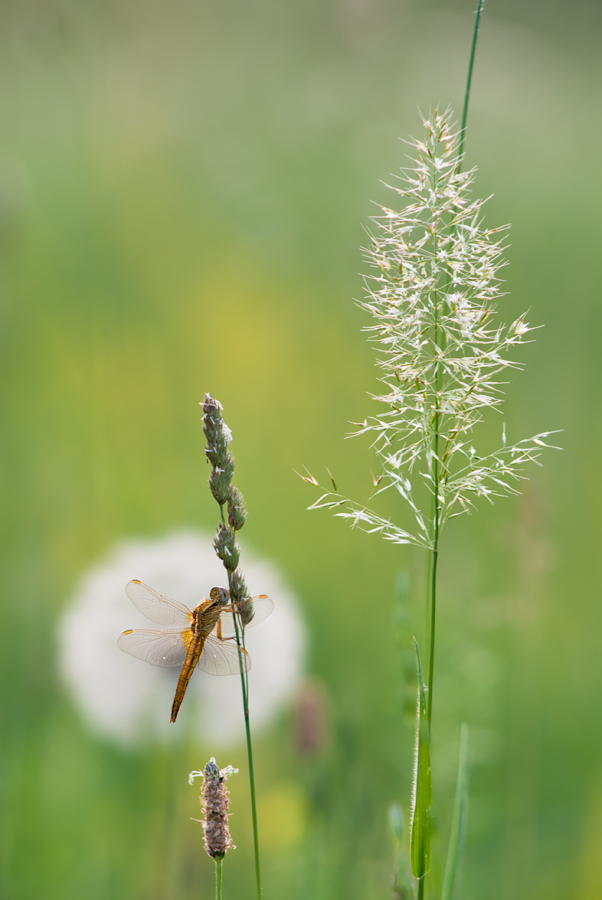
xmin=1 ymin=1 xmax=600 ymax=898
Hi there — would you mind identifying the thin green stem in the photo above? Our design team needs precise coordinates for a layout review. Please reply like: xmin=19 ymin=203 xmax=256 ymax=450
xmin=219 ymin=506 xmax=262 ymax=900
xmin=423 ymin=548 xmax=431 ymax=660
xmin=426 ymin=147 xmax=442 ymax=730
xmin=426 ymin=536 xmax=439 ymax=730
xmin=421 ymin=5 xmax=484 ymax=890
xmin=458 ymin=0 xmax=485 ymax=167
xmin=215 ymin=857 xmax=223 ymax=900
xmin=426 ymin=0 xmax=485 ymax=727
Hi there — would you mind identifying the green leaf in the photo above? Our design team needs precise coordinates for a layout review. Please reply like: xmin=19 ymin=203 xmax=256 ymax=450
xmin=409 ymin=639 xmax=431 ymax=881
xmin=389 ymin=804 xmax=413 ymax=900
xmin=442 ymin=724 xmax=469 ymax=900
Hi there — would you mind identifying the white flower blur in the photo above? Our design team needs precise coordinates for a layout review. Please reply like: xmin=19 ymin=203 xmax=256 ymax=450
xmin=58 ymin=531 xmax=306 ymax=747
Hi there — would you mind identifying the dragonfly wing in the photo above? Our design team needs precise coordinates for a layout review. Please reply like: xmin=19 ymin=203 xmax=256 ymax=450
xmin=217 ymin=595 xmax=274 ymax=637
xmin=117 ymin=627 xmax=192 ymax=667
xmin=125 ymin=580 xmax=193 ymax=626
xmin=197 ymin=633 xmax=250 ymax=676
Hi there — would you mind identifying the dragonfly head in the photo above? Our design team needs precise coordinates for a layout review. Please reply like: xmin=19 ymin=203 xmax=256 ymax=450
xmin=209 ymin=586 xmax=230 ymax=606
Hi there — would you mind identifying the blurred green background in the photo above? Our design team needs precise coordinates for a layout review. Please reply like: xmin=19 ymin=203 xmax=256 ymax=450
xmin=1 ymin=0 xmax=600 ymax=898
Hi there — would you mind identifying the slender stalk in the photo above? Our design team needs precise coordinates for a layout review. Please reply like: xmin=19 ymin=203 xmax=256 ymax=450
xmin=427 ymin=0 xmax=486 ymax=727
xmin=215 ymin=857 xmax=223 ymax=900
xmin=426 ymin=143 xmax=442 ymax=728
xmin=458 ymin=0 xmax=485 ymax=166
xmin=219 ymin=505 xmax=262 ymax=900
xmin=423 ymin=547 xmax=431 ymax=656
xmin=426 ymin=536 xmax=439 ymax=730
xmin=421 ymin=10 xmax=485 ymax=895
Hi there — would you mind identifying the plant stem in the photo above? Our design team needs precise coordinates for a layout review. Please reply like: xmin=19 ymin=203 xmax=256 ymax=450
xmin=423 ymin=549 xmax=431 ymax=657
xmin=219 ymin=506 xmax=262 ymax=900
xmin=426 ymin=0 xmax=485 ymax=725
xmin=426 ymin=0 xmax=483 ymax=730
xmin=426 ymin=143 xmax=443 ymax=730
xmin=458 ymin=0 xmax=485 ymax=166
xmin=426 ymin=530 xmax=439 ymax=730
xmin=215 ymin=857 xmax=223 ymax=900
xmin=422 ymin=4 xmax=484 ymax=887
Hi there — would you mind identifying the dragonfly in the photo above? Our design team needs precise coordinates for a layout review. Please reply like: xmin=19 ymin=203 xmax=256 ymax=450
xmin=118 ymin=579 xmax=273 ymax=722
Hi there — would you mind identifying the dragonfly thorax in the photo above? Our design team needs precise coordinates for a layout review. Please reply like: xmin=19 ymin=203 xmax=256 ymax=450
xmin=192 ymin=596 xmax=224 ymax=637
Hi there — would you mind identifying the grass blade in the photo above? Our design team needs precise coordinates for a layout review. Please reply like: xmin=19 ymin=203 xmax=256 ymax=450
xmin=442 ymin=724 xmax=469 ymax=900
xmin=389 ymin=804 xmax=413 ymax=900
xmin=409 ymin=639 xmax=431 ymax=882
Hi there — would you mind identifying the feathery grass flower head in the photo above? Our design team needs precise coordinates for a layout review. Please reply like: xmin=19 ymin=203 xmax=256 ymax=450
xmin=189 ymin=758 xmax=238 ymax=859
xmin=307 ymin=109 xmax=556 ymax=547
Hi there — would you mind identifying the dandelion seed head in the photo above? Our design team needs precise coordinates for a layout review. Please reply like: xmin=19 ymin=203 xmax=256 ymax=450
xmin=59 ymin=531 xmax=306 ymax=747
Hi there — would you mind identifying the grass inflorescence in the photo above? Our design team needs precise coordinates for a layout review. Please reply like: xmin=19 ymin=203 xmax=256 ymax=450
xmin=303 ymin=105 xmax=555 ymax=898
xmin=202 ymin=393 xmax=263 ymax=899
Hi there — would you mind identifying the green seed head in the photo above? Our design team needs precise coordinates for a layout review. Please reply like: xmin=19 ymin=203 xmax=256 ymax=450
xmin=227 ymin=485 xmax=247 ymax=531
xmin=230 ymin=567 xmax=250 ymax=608
xmin=208 ymin=458 xmax=234 ymax=506
xmin=213 ymin=524 xmax=240 ymax=572
xmin=202 ymin=394 xmax=232 ymax=469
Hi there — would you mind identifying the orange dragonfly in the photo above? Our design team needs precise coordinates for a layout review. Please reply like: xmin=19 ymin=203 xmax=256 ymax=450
xmin=118 ymin=579 xmax=273 ymax=722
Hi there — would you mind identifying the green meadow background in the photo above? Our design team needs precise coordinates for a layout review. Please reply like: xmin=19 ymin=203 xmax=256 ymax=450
xmin=1 ymin=1 xmax=600 ymax=898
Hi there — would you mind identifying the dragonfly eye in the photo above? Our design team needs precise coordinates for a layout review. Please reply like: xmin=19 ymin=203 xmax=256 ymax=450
xmin=209 ymin=586 xmax=230 ymax=605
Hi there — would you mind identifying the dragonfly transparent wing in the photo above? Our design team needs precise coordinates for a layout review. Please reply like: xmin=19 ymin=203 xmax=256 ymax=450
xmin=217 ymin=595 xmax=274 ymax=638
xmin=117 ymin=627 xmax=192 ymax=667
xmin=197 ymin=633 xmax=251 ymax=676
xmin=125 ymin=580 xmax=193 ymax=626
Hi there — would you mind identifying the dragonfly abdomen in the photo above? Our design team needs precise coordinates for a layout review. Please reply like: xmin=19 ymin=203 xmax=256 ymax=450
xmin=170 ymin=634 xmax=205 ymax=723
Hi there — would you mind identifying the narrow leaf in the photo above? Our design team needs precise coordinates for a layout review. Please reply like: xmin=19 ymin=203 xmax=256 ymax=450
xmin=442 ymin=724 xmax=469 ymax=900
xmin=389 ymin=804 xmax=413 ymax=900
xmin=409 ymin=639 xmax=431 ymax=881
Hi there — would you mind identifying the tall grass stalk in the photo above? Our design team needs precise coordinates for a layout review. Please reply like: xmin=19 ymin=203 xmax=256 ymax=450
xmin=304 ymin=6 xmax=557 ymax=893
xmin=458 ymin=0 xmax=485 ymax=167
xmin=427 ymin=0 xmax=484 ymax=730
xmin=202 ymin=395 xmax=263 ymax=900
xmin=219 ymin=503 xmax=262 ymax=900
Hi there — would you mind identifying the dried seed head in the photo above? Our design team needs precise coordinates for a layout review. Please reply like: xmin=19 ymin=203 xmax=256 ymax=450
xmin=293 ymin=683 xmax=327 ymax=755
xmin=227 ymin=485 xmax=247 ymax=531
xmin=189 ymin=758 xmax=237 ymax=859
xmin=213 ymin=524 xmax=240 ymax=572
